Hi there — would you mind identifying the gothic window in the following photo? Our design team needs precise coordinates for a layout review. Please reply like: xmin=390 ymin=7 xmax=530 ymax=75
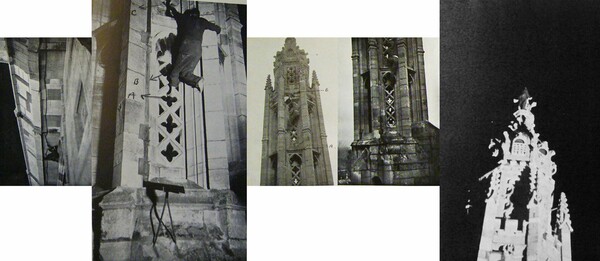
xmin=289 ymin=154 xmax=302 ymax=185
xmin=154 ymin=37 xmax=184 ymax=165
xmin=511 ymin=136 xmax=529 ymax=157
xmin=382 ymin=72 xmax=396 ymax=127
xmin=286 ymin=67 xmax=297 ymax=84
xmin=285 ymin=94 xmax=300 ymax=138
xmin=290 ymin=128 xmax=298 ymax=143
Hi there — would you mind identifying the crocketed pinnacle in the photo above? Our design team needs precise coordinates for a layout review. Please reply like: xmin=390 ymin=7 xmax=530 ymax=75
xmin=265 ymin=74 xmax=272 ymax=91
xmin=311 ymin=70 xmax=319 ymax=88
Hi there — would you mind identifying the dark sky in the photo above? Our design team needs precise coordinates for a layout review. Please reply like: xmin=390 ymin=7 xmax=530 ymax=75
xmin=0 ymin=62 xmax=28 ymax=185
xmin=441 ymin=1 xmax=600 ymax=260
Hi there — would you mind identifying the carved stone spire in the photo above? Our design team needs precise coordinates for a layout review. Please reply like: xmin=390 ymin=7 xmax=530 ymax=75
xmin=557 ymin=192 xmax=574 ymax=232
xmin=284 ymin=37 xmax=297 ymax=48
xmin=265 ymin=74 xmax=273 ymax=91
xmin=311 ymin=70 xmax=319 ymax=89
xmin=517 ymin=88 xmax=531 ymax=110
xmin=261 ymin=39 xmax=332 ymax=186
xmin=511 ymin=88 xmax=537 ymax=134
xmin=478 ymin=89 xmax=572 ymax=261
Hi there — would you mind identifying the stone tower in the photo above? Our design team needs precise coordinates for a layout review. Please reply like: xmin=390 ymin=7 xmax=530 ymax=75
xmin=92 ymin=1 xmax=247 ymax=259
xmin=350 ymin=38 xmax=439 ymax=185
xmin=260 ymin=38 xmax=333 ymax=186
xmin=477 ymin=90 xmax=573 ymax=261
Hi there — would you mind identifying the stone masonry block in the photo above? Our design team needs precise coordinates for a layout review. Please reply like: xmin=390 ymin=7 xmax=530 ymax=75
xmin=209 ymin=169 xmax=230 ymax=190
xmin=227 ymin=209 xmax=246 ymax=239
xmin=99 ymin=241 xmax=132 ymax=261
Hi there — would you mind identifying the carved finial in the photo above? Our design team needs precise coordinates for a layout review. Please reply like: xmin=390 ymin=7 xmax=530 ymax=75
xmin=265 ymin=75 xmax=273 ymax=91
xmin=512 ymin=88 xmax=537 ymax=133
xmin=514 ymin=88 xmax=534 ymax=111
xmin=557 ymin=192 xmax=574 ymax=232
xmin=284 ymin=37 xmax=297 ymax=49
xmin=311 ymin=70 xmax=319 ymax=88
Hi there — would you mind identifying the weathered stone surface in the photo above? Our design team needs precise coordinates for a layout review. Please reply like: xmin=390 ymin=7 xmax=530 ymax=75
xmin=93 ymin=1 xmax=246 ymax=259
xmin=98 ymin=187 xmax=245 ymax=261
xmin=346 ymin=38 xmax=438 ymax=185
xmin=99 ymin=241 xmax=134 ymax=261
xmin=260 ymin=39 xmax=333 ymax=186
xmin=227 ymin=209 xmax=246 ymax=240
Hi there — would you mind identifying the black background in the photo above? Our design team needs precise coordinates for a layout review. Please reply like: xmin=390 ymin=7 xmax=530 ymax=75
xmin=441 ymin=0 xmax=600 ymax=260
xmin=0 ymin=63 xmax=28 ymax=185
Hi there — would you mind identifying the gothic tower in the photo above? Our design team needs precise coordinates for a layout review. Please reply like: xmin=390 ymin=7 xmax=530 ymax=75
xmin=260 ymin=38 xmax=333 ymax=186
xmin=92 ymin=1 xmax=247 ymax=259
xmin=477 ymin=90 xmax=573 ymax=261
xmin=350 ymin=38 xmax=439 ymax=185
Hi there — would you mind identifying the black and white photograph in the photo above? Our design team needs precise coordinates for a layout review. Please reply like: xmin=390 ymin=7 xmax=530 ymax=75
xmin=337 ymin=38 xmax=440 ymax=186
xmin=0 ymin=0 xmax=453 ymax=260
xmin=91 ymin=0 xmax=247 ymax=260
xmin=0 ymin=38 xmax=93 ymax=186
xmin=441 ymin=1 xmax=600 ymax=260
xmin=247 ymin=37 xmax=338 ymax=186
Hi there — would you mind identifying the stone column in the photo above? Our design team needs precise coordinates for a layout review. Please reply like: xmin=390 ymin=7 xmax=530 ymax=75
xmin=224 ymin=4 xmax=247 ymax=165
xmin=98 ymin=187 xmax=138 ymax=261
xmin=111 ymin=0 xmax=146 ymax=188
xmin=300 ymin=68 xmax=316 ymax=185
xmin=396 ymin=38 xmax=412 ymax=137
xmin=560 ymin=225 xmax=572 ymax=261
xmin=260 ymin=76 xmax=273 ymax=185
xmin=358 ymin=39 xmax=370 ymax=137
xmin=275 ymin=73 xmax=287 ymax=185
xmin=416 ymin=38 xmax=428 ymax=122
xmin=313 ymin=71 xmax=333 ymax=185
xmin=410 ymin=38 xmax=422 ymax=122
xmin=367 ymin=38 xmax=381 ymax=135
xmin=202 ymin=19 xmax=230 ymax=190
xmin=351 ymin=39 xmax=361 ymax=141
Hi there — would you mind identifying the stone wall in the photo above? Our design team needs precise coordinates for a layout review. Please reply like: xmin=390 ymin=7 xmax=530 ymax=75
xmin=4 ymin=39 xmax=93 ymax=185
xmin=351 ymin=139 xmax=436 ymax=185
xmin=99 ymin=187 xmax=246 ymax=260
xmin=62 ymin=38 xmax=93 ymax=185
xmin=92 ymin=0 xmax=247 ymax=259
xmin=349 ymin=38 xmax=439 ymax=185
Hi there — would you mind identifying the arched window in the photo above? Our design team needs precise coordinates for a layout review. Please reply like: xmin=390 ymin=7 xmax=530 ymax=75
xmin=382 ymin=72 xmax=396 ymax=128
xmin=511 ymin=134 xmax=530 ymax=158
xmin=289 ymin=154 xmax=302 ymax=185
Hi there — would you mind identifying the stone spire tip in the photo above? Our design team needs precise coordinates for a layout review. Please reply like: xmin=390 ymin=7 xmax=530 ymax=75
xmin=265 ymin=74 xmax=273 ymax=91
xmin=312 ymin=70 xmax=320 ymax=87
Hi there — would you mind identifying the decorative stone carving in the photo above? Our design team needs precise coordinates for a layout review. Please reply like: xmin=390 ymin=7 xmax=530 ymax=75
xmin=478 ymin=89 xmax=573 ymax=261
